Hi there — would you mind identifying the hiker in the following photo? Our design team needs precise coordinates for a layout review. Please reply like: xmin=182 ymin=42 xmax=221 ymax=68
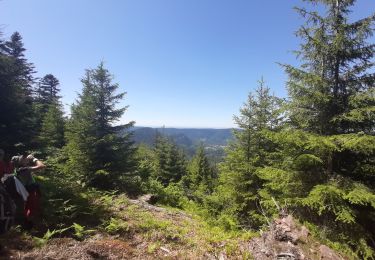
xmin=11 ymin=151 xmax=45 ymax=229
xmin=1 ymin=148 xmax=27 ymax=203
xmin=1 ymin=148 xmax=29 ymax=206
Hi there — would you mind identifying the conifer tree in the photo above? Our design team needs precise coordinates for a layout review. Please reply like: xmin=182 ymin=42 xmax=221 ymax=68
xmin=1 ymin=32 xmax=35 ymax=97
xmin=35 ymin=74 xmax=66 ymax=150
xmin=152 ymin=133 xmax=187 ymax=186
xmin=36 ymin=74 xmax=61 ymax=113
xmin=39 ymin=101 xmax=65 ymax=149
xmin=0 ymin=32 xmax=37 ymax=152
xmin=186 ymin=144 xmax=216 ymax=198
xmin=65 ymin=63 xmax=136 ymax=189
xmin=263 ymin=1 xmax=375 ymax=257
xmin=284 ymin=1 xmax=375 ymax=134
xmin=181 ymin=144 xmax=218 ymax=206
xmin=215 ymin=79 xmax=283 ymax=228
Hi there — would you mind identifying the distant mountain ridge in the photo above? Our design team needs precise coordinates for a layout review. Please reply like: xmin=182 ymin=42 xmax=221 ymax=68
xmin=131 ymin=126 xmax=234 ymax=147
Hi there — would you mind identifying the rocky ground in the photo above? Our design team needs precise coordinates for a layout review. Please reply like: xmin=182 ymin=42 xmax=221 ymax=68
xmin=0 ymin=195 xmax=345 ymax=259
xmin=248 ymin=215 xmax=344 ymax=260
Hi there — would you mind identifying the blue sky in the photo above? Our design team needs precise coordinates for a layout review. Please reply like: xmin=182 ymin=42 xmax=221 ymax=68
xmin=1 ymin=0 xmax=374 ymax=128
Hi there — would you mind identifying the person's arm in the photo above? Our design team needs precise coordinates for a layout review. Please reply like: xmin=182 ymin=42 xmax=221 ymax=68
xmin=19 ymin=155 xmax=46 ymax=172
xmin=29 ymin=160 xmax=45 ymax=171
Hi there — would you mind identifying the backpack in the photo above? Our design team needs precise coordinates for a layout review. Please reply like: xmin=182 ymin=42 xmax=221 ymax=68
xmin=0 ymin=182 xmax=16 ymax=234
xmin=3 ymin=175 xmax=21 ymax=201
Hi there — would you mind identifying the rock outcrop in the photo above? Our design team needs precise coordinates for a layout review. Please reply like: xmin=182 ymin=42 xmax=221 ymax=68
xmin=248 ymin=215 xmax=344 ymax=260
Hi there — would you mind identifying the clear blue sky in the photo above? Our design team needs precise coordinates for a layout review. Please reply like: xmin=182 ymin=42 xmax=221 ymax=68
xmin=1 ymin=0 xmax=374 ymax=128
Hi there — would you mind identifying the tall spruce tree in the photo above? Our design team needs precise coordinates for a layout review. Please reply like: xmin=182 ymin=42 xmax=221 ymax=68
xmin=1 ymin=32 xmax=35 ymax=97
xmin=36 ymin=74 xmax=61 ymax=112
xmin=284 ymin=0 xmax=375 ymax=134
xmin=262 ymin=1 xmax=375 ymax=257
xmin=36 ymin=74 xmax=65 ymax=150
xmin=185 ymin=144 xmax=216 ymax=201
xmin=0 ymin=32 xmax=37 ymax=152
xmin=65 ymin=63 xmax=136 ymax=189
xmin=39 ymin=101 xmax=65 ymax=149
xmin=213 ymin=79 xmax=283 ymax=228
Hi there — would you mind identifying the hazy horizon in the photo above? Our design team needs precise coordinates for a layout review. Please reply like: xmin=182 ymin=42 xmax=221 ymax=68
xmin=133 ymin=124 xmax=234 ymax=129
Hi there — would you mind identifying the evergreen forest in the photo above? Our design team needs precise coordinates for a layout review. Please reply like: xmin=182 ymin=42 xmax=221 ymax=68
xmin=0 ymin=0 xmax=374 ymax=259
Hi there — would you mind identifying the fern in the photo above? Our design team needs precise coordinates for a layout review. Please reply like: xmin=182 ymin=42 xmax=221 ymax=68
xmin=33 ymin=227 xmax=70 ymax=247
xmin=71 ymin=223 xmax=96 ymax=240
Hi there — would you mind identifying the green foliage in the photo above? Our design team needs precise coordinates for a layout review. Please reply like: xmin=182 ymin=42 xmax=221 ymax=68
xmin=265 ymin=1 xmax=375 ymax=256
xmin=71 ymin=223 xmax=95 ymax=240
xmin=285 ymin=1 xmax=375 ymax=135
xmin=104 ymin=217 xmax=130 ymax=235
xmin=64 ymin=62 xmax=136 ymax=190
xmin=33 ymin=74 xmax=62 ymax=139
xmin=344 ymin=183 xmax=375 ymax=208
xmin=162 ymin=183 xmax=187 ymax=207
xmin=212 ymin=79 xmax=283 ymax=229
xmin=334 ymin=88 xmax=375 ymax=132
xmin=294 ymin=154 xmax=323 ymax=170
xmin=33 ymin=228 xmax=69 ymax=247
xmin=303 ymin=180 xmax=375 ymax=223
xmin=303 ymin=184 xmax=356 ymax=223
xmin=36 ymin=74 xmax=61 ymax=106
xmin=147 ymin=242 xmax=161 ymax=253
xmin=332 ymin=133 xmax=375 ymax=155
xmin=0 ymin=31 xmax=37 ymax=153
xmin=183 ymin=144 xmax=217 ymax=202
xmin=152 ymin=134 xmax=188 ymax=186
xmin=37 ymin=155 xmax=116 ymax=238
xmin=39 ymin=101 xmax=65 ymax=149
xmin=1 ymin=3 xmax=374 ymax=258
xmin=216 ymin=214 xmax=239 ymax=232
xmin=260 ymin=130 xmax=375 ymax=257
xmin=190 ymin=2 xmax=375 ymax=258
xmin=147 ymin=179 xmax=186 ymax=208
xmin=135 ymin=144 xmax=155 ymax=182
xmin=257 ymin=167 xmax=303 ymax=201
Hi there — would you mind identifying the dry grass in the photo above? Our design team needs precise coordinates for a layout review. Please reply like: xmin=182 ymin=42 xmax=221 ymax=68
xmin=1 ymin=194 xmax=255 ymax=259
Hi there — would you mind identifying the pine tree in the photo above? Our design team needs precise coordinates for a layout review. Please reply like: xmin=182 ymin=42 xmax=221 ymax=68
xmin=1 ymin=32 xmax=35 ymax=97
xmin=0 ymin=31 xmax=37 ymax=152
xmin=264 ymin=1 xmax=375 ymax=257
xmin=39 ymin=101 xmax=65 ymax=149
xmin=215 ymin=79 xmax=283 ymax=228
xmin=284 ymin=1 xmax=375 ymax=135
xmin=65 ymin=63 xmax=136 ymax=189
xmin=186 ymin=144 xmax=216 ymax=199
xmin=37 ymin=74 xmax=60 ymax=102
xmin=152 ymin=133 xmax=187 ymax=186
xmin=192 ymin=144 xmax=215 ymax=189
xmin=34 ymin=74 xmax=65 ymax=151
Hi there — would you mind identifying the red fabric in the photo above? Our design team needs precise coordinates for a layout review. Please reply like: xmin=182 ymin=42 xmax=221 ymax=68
xmin=0 ymin=161 xmax=13 ymax=178
xmin=24 ymin=191 xmax=40 ymax=218
xmin=0 ymin=161 xmax=4 ymax=179
xmin=0 ymin=161 xmax=14 ymax=178
xmin=9 ymin=162 xmax=14 ymax=173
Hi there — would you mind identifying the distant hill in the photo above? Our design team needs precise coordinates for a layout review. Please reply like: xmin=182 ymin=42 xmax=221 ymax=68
xmin=131 ymin=127 xmax=233 ymax=146
xmin=130 ymin=126 xmax=234 ymax=159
